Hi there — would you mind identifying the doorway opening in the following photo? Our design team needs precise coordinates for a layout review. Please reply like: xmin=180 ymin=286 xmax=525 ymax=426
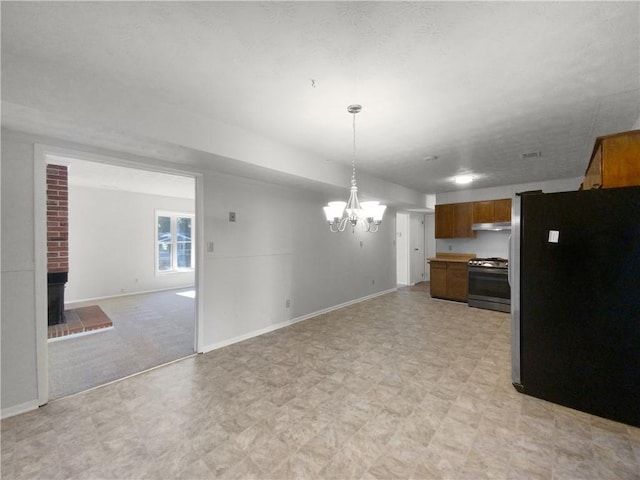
xmin=40 ymin=152 xmax=200 ymax=401
xmin=396 ymin=212 xmax=430 ymax=287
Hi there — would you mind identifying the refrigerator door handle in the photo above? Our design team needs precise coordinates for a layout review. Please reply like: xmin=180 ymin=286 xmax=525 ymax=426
xmin=508 ymin=234 xmax=512 ymax=286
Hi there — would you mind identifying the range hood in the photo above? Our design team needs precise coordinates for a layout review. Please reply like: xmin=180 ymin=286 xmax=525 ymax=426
xmin=472 ymin=222 xmax=511 ymax=231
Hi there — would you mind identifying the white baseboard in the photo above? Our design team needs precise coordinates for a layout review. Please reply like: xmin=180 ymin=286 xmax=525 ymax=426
xmin=202 ymin=287 xmax=396 ymax=354
xmin=65 ymin=285 xmax=195 ymax=307
xmin=1 ymin=399 xmax=40 ymax=419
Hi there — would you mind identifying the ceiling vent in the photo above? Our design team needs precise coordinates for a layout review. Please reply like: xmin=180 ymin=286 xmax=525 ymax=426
xmin=520 ymin=151 xmax=542 ymax=160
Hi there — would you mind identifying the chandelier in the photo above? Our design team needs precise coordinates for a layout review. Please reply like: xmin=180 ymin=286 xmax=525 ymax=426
xmin=323 ymin=105 xmax=386 ymax=233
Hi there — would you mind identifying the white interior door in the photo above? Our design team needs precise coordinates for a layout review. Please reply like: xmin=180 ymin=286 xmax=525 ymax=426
xmin=409 ymin=214 xmax=425 ymax=285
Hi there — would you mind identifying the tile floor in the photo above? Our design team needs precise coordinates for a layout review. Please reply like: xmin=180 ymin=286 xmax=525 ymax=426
xmin=2 ymin=289 xmax=639 ymax=479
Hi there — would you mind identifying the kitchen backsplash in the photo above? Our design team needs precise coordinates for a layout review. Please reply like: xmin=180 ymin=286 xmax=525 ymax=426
xmin=436 ymin=230 xmax=510 ymax=259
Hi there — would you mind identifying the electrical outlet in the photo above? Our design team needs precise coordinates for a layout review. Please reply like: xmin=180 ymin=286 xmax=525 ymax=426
xmin=286 ymin=299 xmax=291 ymax=308
xmin=360 ymin=241 xmax=363 ymax=248
xmin=448 ymin=245 xmax=452 ymax=251
xmin=207 ymin=241 xmax=214 ymax=253
xmin=372 ymin=279 xmax=375 ymax=285
xmin=229 ymin=212 xmax=236 ymax=222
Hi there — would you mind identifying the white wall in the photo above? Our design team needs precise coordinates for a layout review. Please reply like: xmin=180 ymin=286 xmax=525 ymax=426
xmin=66 ymin=185 xmax=195 ymax=302
xmin=1 ymin=136 xmax=40 ymax=414
xmin=438 ymin=230 xmax=512 ymax=259
xmin=201 ymin=174 xmax=397 ymax=350
xmin=1 ymin=131 xmax=398 ymax=414
xmin=435 ymin=177 xmax=582 ymax=257
xmin=395 ymin=213 xmax=409 ymax=286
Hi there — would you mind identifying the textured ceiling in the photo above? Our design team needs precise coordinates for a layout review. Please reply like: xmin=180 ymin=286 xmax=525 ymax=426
xmin=2 ymin=1 xmax=639 ymax=195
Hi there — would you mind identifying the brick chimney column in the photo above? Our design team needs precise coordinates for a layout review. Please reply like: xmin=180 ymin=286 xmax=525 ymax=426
xmin=46 ymin=164 xmax=69 ymax=325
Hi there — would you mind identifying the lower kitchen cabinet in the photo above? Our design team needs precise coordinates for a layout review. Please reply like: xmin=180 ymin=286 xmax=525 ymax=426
xmin=429 ymin=262 xmax=448 ymax=298
xmin=429 ymin=259 xmax=470 ymax=302
xmin=446 ymin=263 xmax=469 ymax=300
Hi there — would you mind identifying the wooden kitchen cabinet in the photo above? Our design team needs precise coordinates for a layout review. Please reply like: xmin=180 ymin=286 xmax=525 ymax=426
xmin=428 ymin=253 xmax=475 ymax=302
xmin=437 ymin=199 xmax=511 ymax=238
xmin=435 ymin=204 xmax=455 ymax=238
xmin=435 ymin=202 xmax=476 ymax=238
xmin=472 ymin=199 xmax=512 ymax=224
xmin=494 ymin=199 xmax=512 ymax=222
xmin=580 ymin=130 xmax=640 ymax=190
xmin=583 ymin=146 xmax=602 ymax=189
xmin=446 ymin=263 xmax=469 ymax=301
xmin=453 ymin=202 xmax=474 ymax=237
xmin=472 ymin=201 xmax=494 ymax=224
xmin=429 ymin=262 xmax=448 ymax=298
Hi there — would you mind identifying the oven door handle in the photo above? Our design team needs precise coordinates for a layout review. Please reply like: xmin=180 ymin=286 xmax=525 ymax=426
xmin=468 ymin=266 xmax=507 ymax=275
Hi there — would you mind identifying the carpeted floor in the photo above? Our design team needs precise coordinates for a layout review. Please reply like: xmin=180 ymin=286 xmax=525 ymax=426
xmin=48 ymin=288 xmax=195 ymax=400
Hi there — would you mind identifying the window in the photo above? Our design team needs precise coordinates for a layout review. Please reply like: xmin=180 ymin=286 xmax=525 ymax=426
xmin=156 ymin=212 xmax=194 ymax=273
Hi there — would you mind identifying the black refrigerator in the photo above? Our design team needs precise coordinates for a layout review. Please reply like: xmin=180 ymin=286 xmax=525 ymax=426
xmin=510 ymin=186 xmax=640 ymax=427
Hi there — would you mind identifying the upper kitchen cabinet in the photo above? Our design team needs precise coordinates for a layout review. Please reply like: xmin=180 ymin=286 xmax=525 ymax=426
xmin=435 ymin=202 xmax=476 ymax=238
xmin=472 ymin=199 xmax=512 ymax=224
xmin=581 ymin=130 xmax=640 ymax=190
xmin=454 ymin=202 xmax=475 ymax=237
xmin=435 ymin=204 xmax=455 ymax=238
xmin=494 ymin=199 xmax=512 ymax=222
xmin=472 ymin=201 xmax=494 ymax=224
xmin=437 ymin=199 xmax=511 ymax=238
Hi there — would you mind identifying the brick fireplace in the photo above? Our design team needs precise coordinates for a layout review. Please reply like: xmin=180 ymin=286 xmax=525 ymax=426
xmin=47 ymin=164 xmax=69 ymax=326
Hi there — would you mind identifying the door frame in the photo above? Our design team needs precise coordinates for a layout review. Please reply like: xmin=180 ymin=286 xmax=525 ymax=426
xmin=409 ymin=213 xmax=426 ymax=285
xmin=33 ymin=143 xmax=204 ymax=406
xmin=424 ymin=213 xmax=435 ymax=281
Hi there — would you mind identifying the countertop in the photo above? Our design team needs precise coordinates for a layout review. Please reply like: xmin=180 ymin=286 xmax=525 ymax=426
xmin=427 ymin=253 xmax=476 ymax=263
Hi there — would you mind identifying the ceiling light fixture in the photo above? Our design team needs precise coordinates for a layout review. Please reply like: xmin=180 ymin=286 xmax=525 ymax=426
xmin=454 ymin=175 xmax=474 ymax=184
xmin=323 ymin=105 xmax=386 ymax=233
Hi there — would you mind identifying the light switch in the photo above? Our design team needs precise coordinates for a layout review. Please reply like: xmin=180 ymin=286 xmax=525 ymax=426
xmin=548 ymin=230 xmax=559 ymax=243
xmin=229 ymin=212 xmax=236 ymax=222
xmin=207 ymin=241 xmax=214 ymax=253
